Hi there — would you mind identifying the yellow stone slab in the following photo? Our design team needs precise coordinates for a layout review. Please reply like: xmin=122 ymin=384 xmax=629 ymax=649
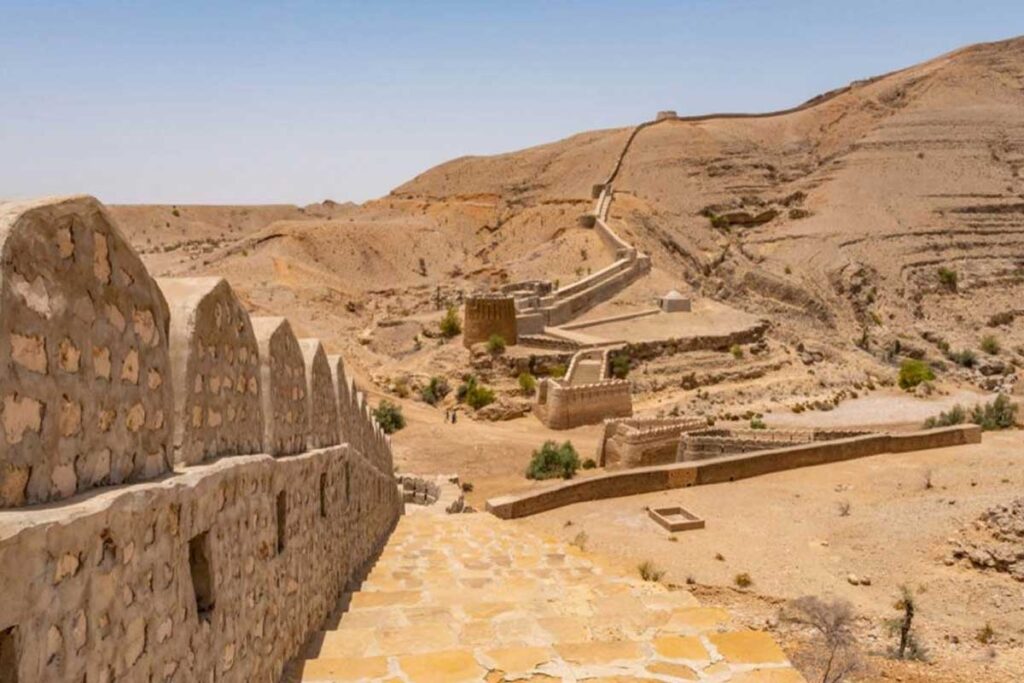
xmin=661 ymin=607 xmax=731 ymax=635
xmin=482 ymin=646 xmax=555 ymax=676
xmin=537 ymin=616 xmax=591 ymax=643
xmin=555 ymin=640 xmax=645 ymax=665
xmin=376 ymin=622 xmax=458 ymax=656
xmin=398 ymin=649 xmax=486 ymax=683
xmin=349 ymin=590 xmax=421 ymax=609
xmin=645 ymin=660 xmax=699 ymax=680
xmin=318 ymin=628 xmax=377 ymax=658
xmin=300 ymin=656 xmax=389 ymax=681
xmin=709 ymin=630 xmax=788 ymax=664
xmin=651 ymin=635 xmax=709 ymax=661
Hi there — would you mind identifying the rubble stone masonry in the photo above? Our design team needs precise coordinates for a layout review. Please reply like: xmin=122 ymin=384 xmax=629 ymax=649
xmin=0 ymin=196 xmax=402 ymax=682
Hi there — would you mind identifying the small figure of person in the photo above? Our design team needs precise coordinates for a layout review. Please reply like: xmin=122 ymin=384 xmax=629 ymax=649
xmin=451 ymin=410 xmax=457 ymax=425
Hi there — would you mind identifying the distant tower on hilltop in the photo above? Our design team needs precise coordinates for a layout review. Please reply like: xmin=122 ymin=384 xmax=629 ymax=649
xmin=463 ymin=294 xmax=518 ymax=349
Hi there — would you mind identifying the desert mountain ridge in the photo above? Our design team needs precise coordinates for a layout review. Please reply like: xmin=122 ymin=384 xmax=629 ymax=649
xmin=102 ymin=35 xmax=1024 ymax=392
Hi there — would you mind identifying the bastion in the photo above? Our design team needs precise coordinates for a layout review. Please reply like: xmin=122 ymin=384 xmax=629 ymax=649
xmin=462 ymin=294 xmax=518 ymax=349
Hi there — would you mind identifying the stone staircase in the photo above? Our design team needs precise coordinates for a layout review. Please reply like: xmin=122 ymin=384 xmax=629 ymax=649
xmin=293 ymin=513 xmax=805 ymax=682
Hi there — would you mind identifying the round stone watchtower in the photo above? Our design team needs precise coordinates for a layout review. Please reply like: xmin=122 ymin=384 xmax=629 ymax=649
xmin=463 ymin=294 xmax=518 ymax=349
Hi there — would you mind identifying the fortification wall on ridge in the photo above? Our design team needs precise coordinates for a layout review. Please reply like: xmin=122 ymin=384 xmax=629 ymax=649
xmin=0 ymin=196 xmax=175 ymax=507
xmin=0 ymin=196 xmax=402 ymax=682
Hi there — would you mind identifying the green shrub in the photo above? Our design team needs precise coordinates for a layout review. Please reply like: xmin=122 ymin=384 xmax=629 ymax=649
xmin=923 ymin=404 xmax=966 ymax=429
xmin=526 ymin=440 xmax=580 ymax=480
xmin=439 ymin=306 xmax=461 ymax=338
xmin=980 ymin=335 xmax=1000 ymax=355
xmin=730 ymin=344 xmax=743 ymax=359
xmin=949 ymin=349 xmax=977 ymax=368
xmin=898 ymin=359 xmax=935 ymax=390
xmin=924 ymin=395 xmax=1017 ymax=431
xmin=582 ymin=458 xmax=597 ymax=469
xmin=970 ymin=394 xmax=1017 ymax=430
xmin=420 ymin=376 xmax=451 ymax=405
xmin=549 ymin=363 xmax=567 ymax=378
xmin=749 ymin=416 xmax=766 ymax=430
xmin=937 ymin=267 xmax=958 ymax=291
xmin=709 ymin=214 xmax=729 ymax=230
xmin=609 ymin=352 xmax=631 ymax=379
xmin=372 ymin=399 xmax=405 ymax=434
xmin=458 ymin=375 xmax=495 ymax=410
xmin=734 ymin=572 xmax=753 ymax=588
xmin=517 ymin=372 xmax=537 ymax=395
xmin=486 ymin=334 xmax=506 ymax=354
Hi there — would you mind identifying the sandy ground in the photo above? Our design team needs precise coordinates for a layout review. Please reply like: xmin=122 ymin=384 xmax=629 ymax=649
xmin=518 ymin=431 xmax=1024 ymax=681
xmin=574 ymin=300 xmax=762 ymax=343
xmin=765 ymin=387 xmax=992 ymax=430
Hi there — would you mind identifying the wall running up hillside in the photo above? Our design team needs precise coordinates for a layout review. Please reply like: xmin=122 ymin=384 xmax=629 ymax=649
xmin=0 ymin=196 xmax=402 ymax=682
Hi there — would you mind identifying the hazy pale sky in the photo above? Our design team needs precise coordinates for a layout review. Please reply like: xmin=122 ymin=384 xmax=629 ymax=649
xmin=1 ymin=1 xmax=1021 ymax=205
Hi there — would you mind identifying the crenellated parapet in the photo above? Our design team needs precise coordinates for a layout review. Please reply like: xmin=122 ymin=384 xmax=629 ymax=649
xmin=0 ymin=196 xmax=175 ymax=506
xmin=299 ymin=338 xmax=340 ymax=450
xmin=157 ymin=276 xmax=264 ymax=465
xmin=251 ymin=316 xmax=309 ymax=457
xmin=0 ymin=196 xmax=402 ymax=681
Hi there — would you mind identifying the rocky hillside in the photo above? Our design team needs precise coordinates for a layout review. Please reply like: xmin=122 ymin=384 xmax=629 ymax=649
xmin=112 ymin=36 xmax=1024 ymax=385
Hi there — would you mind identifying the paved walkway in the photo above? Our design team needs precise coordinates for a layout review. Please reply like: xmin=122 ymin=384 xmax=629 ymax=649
xmin=295 ymin=513 xmax=804 ymax=682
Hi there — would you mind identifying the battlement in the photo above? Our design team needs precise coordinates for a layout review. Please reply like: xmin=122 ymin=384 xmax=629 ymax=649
xmin=533 ymin=376 xmax=632 ymax=429
xmin=678 ymin=427 xmax=876 ymax=462
xmin=599 ymin=415 xmax=707 ymax=469
xmin=0 ymin=196 xmax=401 ymax=681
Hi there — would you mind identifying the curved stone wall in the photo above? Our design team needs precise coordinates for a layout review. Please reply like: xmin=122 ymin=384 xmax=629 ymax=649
xmin=157 ymin=277 xmax=264 ymax=465
xmin=251 ymin=317 xmax=309 ymax=456
xmin=0 ymin=196 xmax=174 ymax=506
xmin=299 ymin=339 xmax=340 ymax=450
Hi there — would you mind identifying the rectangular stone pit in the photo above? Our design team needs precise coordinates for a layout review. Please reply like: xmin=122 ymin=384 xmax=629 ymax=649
xmin=648 ymin=505 xmax=705 ymax=532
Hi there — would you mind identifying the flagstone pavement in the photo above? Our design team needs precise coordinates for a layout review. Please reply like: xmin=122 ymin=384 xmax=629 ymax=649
xmin=294 ymin=511 xmax=805 ymax=682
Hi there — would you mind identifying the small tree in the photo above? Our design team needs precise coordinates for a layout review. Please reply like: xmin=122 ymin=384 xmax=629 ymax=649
xmin=730 ymin=344 xmax=744 ymax=359
xmin=784 ymin=596 xmax=861 ymax=683
xmin=517 ymin=372 xmax=537 ymax=395
xmin=372 ymin=400 xmax=406 ymax=434
xmin=486 ymin=334 xmax=506 ymax=354
xmin=898 ymin=359 xmax=934 ymax=390
xmin=439 ymin=306 xmax=461 ymax=338
xmin=526 ymin=440 xmax=580 ymax=480
xmin=750 ymin=416 xmax=767 ymax=430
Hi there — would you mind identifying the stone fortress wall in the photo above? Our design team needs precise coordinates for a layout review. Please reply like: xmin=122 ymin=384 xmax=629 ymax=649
xmin=677 ymin=427 xmax=874 ymax=462
xmin=0 ymin=196 xmax=402 ymax=682
xmin=534 ymin=376 xmax=632 ymax=429
xmin=598 ymin=415 xmax=709 ymax=469
xmin=462 ymin=294 xmax=518 ymax=349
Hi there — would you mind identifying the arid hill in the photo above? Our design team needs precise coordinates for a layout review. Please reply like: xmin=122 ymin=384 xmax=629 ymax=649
xmin=112 ymin=36 xmax=1024 ymax=386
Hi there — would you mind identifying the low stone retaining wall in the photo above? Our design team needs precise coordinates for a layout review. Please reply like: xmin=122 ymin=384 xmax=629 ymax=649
xmin=677 ymin=427 xmax=874 ymax=462
xmin=486 ymin=425 xmax=982 ymax=519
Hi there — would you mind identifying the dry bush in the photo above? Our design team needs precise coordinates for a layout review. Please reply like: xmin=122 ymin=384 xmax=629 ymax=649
xmin=783 ymin=595 xmax=862 ymax=683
